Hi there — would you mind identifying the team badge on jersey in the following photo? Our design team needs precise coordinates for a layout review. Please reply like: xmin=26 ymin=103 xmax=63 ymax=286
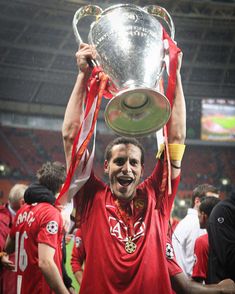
xmin=75 ymin=236 xmax=82 ymax=248
xmin=46 ymin=221 xmax=58 ymax=234
xmin=193 ymin=253 xmax=197 ymax=265
xmin=166 ymin=242 xmax=174 ymax=260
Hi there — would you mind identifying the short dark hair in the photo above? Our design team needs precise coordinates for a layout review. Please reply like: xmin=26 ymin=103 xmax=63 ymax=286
xmin=36 ymin=161 xmax=66 ymax=194
xmin=104 ymin=136 xmax=145 ymax=165
xmin=199 ymin=196 xmax=220 ymax=217
xmin=191 ymin=184 xmax=219 ymax=208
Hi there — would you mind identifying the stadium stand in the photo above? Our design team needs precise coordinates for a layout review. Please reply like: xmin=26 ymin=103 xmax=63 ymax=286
xmin=0 ymin=126 xmax=234 ymax=204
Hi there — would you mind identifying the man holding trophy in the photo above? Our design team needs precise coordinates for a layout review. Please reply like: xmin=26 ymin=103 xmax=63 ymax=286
xmin=59 ymin=4 xmax=187 ymax=293
xmin=58 ymin=4 xmax=235 ymax=293
xmin=62 ymin=43 xmax=185 ymax=294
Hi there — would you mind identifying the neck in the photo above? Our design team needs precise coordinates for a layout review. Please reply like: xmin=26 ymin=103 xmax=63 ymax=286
xmin=110 ymin=186 xmax=136 ymax=203
xmin=115 ymin=194 xmax=135 ymax=204
xmin=193 ymin=205 xmax=199 ymax=211
xmin=118 ymin=198 xmax=132 ymax=207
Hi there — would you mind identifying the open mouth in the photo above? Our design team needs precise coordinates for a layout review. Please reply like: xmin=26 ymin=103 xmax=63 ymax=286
xmin=117 ymin=177 xmax=134 ymax=187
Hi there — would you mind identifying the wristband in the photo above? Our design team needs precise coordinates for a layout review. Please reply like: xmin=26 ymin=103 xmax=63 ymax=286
xmin=168 ymin=144 xmax=185 ymax=161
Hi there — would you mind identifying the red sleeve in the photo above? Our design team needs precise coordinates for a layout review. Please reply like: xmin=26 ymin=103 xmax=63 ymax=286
xmin=140 ymin=159 xmax=180 ymax=221
xmin=192 ymin=235 xmax=208 ymax=280
xmin=166 ymin=237 xmax=183 ymax=277
xmin=0 ymin=207 xmax=11 ymax=251
xmin=36 ymin=205 xmax=63 ymax=249
xmin=167 ymin=257 xmax=183 ymax=277
xmin=71 ymin=229 xmax=85 ymax=273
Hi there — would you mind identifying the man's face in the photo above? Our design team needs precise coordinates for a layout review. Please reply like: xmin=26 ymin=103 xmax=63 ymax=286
xmin=104 ymin=143 xmax=144 ymax=201
xmin=11 ymin=198 xmax=25 ymax=212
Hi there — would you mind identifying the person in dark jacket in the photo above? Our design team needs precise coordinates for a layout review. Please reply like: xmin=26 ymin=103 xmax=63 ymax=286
xmin=207 ymin=185 xmax=235 ymax=283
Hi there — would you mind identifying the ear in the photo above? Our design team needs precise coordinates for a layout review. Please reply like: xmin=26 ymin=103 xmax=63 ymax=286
xmin=104 ymin=160 xmax=109 ymax=174
xmin=20 ymin=198 xmax=25 ymax=207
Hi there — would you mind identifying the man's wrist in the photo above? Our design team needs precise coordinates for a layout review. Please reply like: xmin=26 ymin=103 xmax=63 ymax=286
xmin=77 ymin=71 xmax=91 ymax=86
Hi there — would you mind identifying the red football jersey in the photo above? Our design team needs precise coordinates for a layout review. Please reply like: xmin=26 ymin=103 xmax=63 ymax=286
xmin=0 ymin=204 xmax=13 ymax=251
xmin=166 ymin=238 xmax=183 ymax=277
xmin=71 ymin=228 xmax=85 ymax=273
xmin=192 ymin=233 xmax=208 ymax=280
xmin=74 ymin=162 xmax=180 ymax=294
xmin=166 ymin=236 xmax=183 ymax=294
xmin=0 ymin=205 xmax=17 ymax=294
xmin=10 ymin=202 xmax=64 ymax=294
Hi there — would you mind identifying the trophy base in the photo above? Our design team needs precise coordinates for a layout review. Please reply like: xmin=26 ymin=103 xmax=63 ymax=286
xmin=104 ymin=87 xmax=171 ymax=137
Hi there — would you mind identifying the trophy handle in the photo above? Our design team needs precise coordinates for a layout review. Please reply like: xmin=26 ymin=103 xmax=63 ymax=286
xmin=72 ymin=5 xmax=103 ymax=67
xmin=143 ymin=5 xmax=175 ymax=88
xmin=143 ymin=5 xmax=175 ymax=40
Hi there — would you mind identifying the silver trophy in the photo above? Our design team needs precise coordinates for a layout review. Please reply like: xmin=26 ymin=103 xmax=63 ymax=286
xmin=73 ymin=4 xmax=175 ymax=137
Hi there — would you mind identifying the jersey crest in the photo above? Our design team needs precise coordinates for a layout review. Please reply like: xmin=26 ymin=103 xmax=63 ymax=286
xmin=108 ymin=215 xmax=145 ymax=243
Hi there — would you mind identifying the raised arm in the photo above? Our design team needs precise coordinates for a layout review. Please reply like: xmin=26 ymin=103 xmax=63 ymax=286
xmin=167 ymin=52 xmax=186 ymax=179
xmin=62 ymin=43 xmax=96 ymax=169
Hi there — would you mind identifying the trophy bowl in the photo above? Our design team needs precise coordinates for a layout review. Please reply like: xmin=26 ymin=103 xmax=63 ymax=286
xmin=73 ymin=4 xmax=175 ymax=137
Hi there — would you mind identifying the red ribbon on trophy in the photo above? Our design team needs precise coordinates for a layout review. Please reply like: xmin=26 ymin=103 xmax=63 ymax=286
xmin=156 ymin=29 xmax=181 ymax=210
xmin=56 ymin=67 xmax=113 ymax=205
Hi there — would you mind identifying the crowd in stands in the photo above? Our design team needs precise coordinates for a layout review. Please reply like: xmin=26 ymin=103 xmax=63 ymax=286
xmin=0 ymin=126 xmax=234 ymax=203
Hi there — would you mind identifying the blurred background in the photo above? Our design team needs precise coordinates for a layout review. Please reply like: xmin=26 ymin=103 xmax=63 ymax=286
xmin=0 ymin=0 xmax=235 ymax=217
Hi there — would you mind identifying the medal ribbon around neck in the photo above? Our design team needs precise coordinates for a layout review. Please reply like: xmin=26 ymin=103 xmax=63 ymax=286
xmin=114 ymin=199 xmax=137 ymax=254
